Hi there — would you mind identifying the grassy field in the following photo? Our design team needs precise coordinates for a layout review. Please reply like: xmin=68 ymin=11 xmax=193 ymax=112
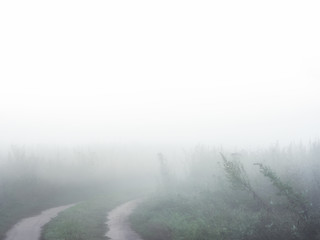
xmin=131 ymin=144 xmax=320 ymax=240
xmin=0 ymin=172 xmax=115 ymax=239
xmin=41 ymin=189 xmax=145 ymax=240
xmin=41 ymin=196 xmax=116 ymax=240
xmin=0 ymin=180 xmax=86 ymax=239
xmin=0 ymin=145 xmax=154 ymax=239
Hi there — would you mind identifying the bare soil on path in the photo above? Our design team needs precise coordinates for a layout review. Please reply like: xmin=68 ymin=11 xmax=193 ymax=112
xmin=106 ymin=199 xmax=143 ymax=240
xmin=4 ymin=204 xmax=75 ymax=240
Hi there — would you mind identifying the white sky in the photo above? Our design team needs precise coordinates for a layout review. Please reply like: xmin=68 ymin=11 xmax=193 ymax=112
xmin=0 ymin=0 xmax=320 ymax=148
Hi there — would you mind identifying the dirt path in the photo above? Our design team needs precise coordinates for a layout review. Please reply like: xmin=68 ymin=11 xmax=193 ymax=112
xmin=106 ymin=199 xmax=143 ymax=240
xmin=4 ymin=203 xmax=75 ymax=240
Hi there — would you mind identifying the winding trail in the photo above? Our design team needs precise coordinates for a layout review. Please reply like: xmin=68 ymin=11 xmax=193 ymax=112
xmin=4 ymin=203 xmax=75 ymax=240
xmin=106 ymin=199 xmax=143 ymax=240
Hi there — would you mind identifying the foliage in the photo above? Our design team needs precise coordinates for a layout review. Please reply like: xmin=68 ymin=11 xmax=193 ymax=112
xmin=255 ymin=163 xmax=309 ymax=221
xmin=221 ymin=153 xmax=251 ymax=191
xmin=41 ymin=196 xmax=121 ymax=240
xmin=0 ymin=145 xmax=151 ymax=239
xmin=131 ymin=144 xmax=320 ymax=240
xmin=40 ymin=186 xmax=143 ymax=240
xmin=221 ymin=153 xmax=269 ymax=210
xmin=254 ymin=163 xmax=320 ymax=239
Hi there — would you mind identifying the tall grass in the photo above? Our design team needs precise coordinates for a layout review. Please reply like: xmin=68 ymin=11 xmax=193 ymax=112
xmin=131 ymin=142 xmax=320 ymax=240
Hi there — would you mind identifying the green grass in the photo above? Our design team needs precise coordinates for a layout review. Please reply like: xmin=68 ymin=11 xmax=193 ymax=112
xmin=41 ymin=192 xmax=140 ymax=240
xmin=130 ymin=193 xmax=264 ymax=240
xmin=0 ymin=180 xmax=83 ymax=239
xmin=131 ymin=192 xmax=308 ymax=240
xmin=130 ymin=145 xmax=320 ymax=240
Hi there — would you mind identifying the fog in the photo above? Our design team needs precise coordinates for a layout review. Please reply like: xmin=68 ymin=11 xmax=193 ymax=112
xmin=1 ymin=2 xmax=320 ymax=239
xmin=1 ymin=0 xmax=319 ymax=149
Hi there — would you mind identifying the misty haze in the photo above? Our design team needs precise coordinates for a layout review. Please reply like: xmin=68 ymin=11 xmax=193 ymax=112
xmin=1 ymin=1 xmax=320 ymax=240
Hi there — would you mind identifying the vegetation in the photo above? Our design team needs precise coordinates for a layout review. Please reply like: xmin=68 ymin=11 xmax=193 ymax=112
xmin=2 ymin=142 xmax=320 ymax=240
xmin=221 ymin=153 xmax=269 ymax=211
xmin=0 ymin=145 xmax=153 ymax=239
xmin=0 ymin=147 xmax=89 ymax=239
xmin=131 ymin=143 xmax=320 ymax=240
xmin=41 ymin=193 xmax=134 ymax=240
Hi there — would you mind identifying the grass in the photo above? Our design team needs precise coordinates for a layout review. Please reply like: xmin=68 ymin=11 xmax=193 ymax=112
xmin=131 ymin=193 xmax=265 ymax=240
xmin=41 ymin=191 xmax=142 ymax=240
xmin=0 ymin=145 xmax=152 ymax=239
xmin=0 ymin=180 xmax=83 ymax=239
xmin=131 ymin=144 xmax=320 ymax=240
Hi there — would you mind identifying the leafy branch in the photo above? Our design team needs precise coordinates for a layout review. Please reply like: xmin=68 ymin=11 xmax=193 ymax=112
xmin=254 ymin=163 xmax=309 ymax=221
xmin=220 ymin=153 xmax=269 ymax=210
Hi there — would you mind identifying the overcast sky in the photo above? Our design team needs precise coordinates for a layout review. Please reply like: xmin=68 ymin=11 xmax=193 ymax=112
xmin=0 ymin=0 xmax=319 ymax=148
